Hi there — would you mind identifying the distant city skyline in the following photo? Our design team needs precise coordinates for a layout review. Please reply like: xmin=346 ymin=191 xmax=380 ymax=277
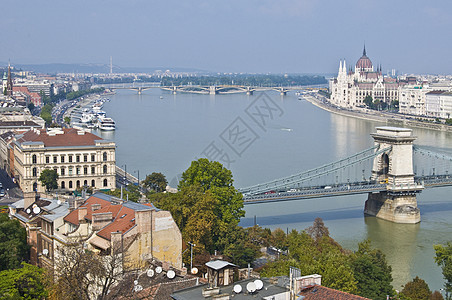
xmin=2 ymin=0 xmax=451 ymax=75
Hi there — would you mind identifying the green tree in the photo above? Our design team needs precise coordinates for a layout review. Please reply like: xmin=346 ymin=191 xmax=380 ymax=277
xmin=40 ymin=103 xmax=54 ymax=125
xmin=434 ymin=242 xmax=452 ymax=295
xmin=350 ymin=240 xmax=394 ymax=299
xmin=364 ymin=95 xmax=374 ymax=109
xmin=0 ymin=214 xmax=30 ymax=271
xmin=63 ymin=116 xmax=70 ymax=124
xmin=105 ymin=184 xmax=140 ymax=202
xmin=142 ymin=172 xmax=167 ymax=192
xmin=400 ymin=276 xmax=431 ymax=300
xmin=38 ymin=169 xmax=59 ymax=191
xmin=178 ymin=158 xmax=245 ymax=229
xmin=0 ymin=263 xmax=48 ymax=299
xmin=27 ymin=102 xmax=35 ymax=112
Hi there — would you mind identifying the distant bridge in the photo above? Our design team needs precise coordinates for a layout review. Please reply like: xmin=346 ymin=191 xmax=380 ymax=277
xmin=93 ymin=83 xmax=321 ymax=95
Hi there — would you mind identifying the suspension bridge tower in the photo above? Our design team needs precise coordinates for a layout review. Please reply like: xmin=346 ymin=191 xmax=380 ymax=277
xmin=365 ymin=127 xmax=422 ymax=223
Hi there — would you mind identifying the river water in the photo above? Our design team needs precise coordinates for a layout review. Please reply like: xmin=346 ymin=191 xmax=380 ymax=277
xmin=94 ymin=89 xmax=452 ymax=292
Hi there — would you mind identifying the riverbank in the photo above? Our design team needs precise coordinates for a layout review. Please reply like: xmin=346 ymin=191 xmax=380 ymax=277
xmin=305 ymin=93 xmax=452 ymax=132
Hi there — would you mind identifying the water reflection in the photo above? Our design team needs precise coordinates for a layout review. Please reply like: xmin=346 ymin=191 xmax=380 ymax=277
xmin=364 ymin=217 xmax=420 ymax=289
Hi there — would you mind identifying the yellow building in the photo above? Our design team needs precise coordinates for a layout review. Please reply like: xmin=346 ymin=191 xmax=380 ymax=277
xmin=12 ymin=127 xmax=116 ymax=194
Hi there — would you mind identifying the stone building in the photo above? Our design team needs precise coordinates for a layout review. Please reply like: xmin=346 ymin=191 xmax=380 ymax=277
xmin=329 ymin=46 xmax=401 ymax=109
xmin=8 ymin=127 xmax=116 ymax=194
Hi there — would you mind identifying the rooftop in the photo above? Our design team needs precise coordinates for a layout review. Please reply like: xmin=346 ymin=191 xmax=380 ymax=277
xmin=15 ymin=128 xmax=105 ymax=148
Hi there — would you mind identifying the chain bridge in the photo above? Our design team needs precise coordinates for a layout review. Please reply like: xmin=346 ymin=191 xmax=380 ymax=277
xmin=239 ymin=126 xmax=452 ymax=224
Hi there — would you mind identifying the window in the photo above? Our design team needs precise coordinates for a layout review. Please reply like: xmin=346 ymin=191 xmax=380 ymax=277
xmin=32 ymin=155 xmax=37 ymax=164
xmin=76 ymin=167 xmax=80 ymax=175
xmin=61 ymin=181 xmax=65 ymax=189
xmin=69 ymin=181 xmax=73 ymax=189
xmin=76 ymin=155 xmax=80 ymax=163
xmin=91 ymin=179 xmax=95 ymax=187
xmin=68 ymin=167 xmax=73 ymax=175
xmin=32 ymin=167 xmax=37 ymax=177
xmin=91 ymin=154 xmax=95 ymax=162
xmin=53 ymin=156 xmax=57 ymax=163
xmin=46 ymin=156 xmax=50 ymax=164
xmin=76 ymin=180 xmax=80 ymax=188
xmin=84 ymin=167 xmax=88 ymax=175
xmin=84 ymin=180 xmax=88 ymax=186
xmin=69 ymin=155 xmax=73 ymax=163
xmin=103 ymin=165 xmax=107 ymax=174
xmin=61 ymin=167 xmax=65 ymax=176
xmin=91 ymin=166 xmax=95 ymax=174
xmin=61 ymin=156 xmax=65 ymax=163
xmin=33 ymin=182 xmax=38 ymax=191
xmin=84 ymin=155 xmax=88 ymax=162
xmin=103 ymin=179 xmax=108 ymax=187
xmin=103 ymin=152 xmax=107 ymax=161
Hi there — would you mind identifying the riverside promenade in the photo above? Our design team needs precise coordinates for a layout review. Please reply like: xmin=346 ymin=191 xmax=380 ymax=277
xmin=305 ymin=93 xmax=452 ymax=132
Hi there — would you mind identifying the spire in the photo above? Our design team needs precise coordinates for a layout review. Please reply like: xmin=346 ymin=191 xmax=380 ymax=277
xmin=339 ymin=60 xmax=343 ymax=73
xmin=363 ymin=44 xmax=366 ymax=56
xmin=342 ymin=59 xmax=347 ymax=74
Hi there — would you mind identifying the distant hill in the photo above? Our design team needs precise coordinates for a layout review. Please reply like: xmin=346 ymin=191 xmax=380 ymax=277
xmin=0 ymin=62 xmax=208 ymax=75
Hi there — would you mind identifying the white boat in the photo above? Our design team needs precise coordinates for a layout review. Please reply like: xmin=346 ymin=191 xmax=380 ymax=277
xmin=92 ymin=102 xmax=103 ymax=111
xmin=80 ymin=112 xmax=95 ymax=123
xmin=97 ymin=116 xmax=115 ymax=131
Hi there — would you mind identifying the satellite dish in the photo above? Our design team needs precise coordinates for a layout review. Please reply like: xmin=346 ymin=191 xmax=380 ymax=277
xmin=42 ymin=249 xmax=49 ymax=256
xmin=155 ymin=266 xmax=162 ymax=274
xmin=33 ymin=206 xmax=41 ymax=214
xmin=233 ymin=284 xmax=242 ymax=294
xmin=147 ymin=269 xmax=154 ymax=277
xmin=246 ymin=282 xmax=256 ymax=294
xmin=26 ymin=209 xmax=31 ymax=214
xmin=167 ymin=270 xmax=175 ymax=279
xmin=254 ymin=279 xmax=263 ymax=290
xmin=134 ymin=280 xmax=138 ymax=285
xmin=191 ymin=267 xmax=198 ymax=275
xmin=134 ymin=285 xmax=143 ymax=292
xmin=57 ymin=200 xmax=62 ymax=205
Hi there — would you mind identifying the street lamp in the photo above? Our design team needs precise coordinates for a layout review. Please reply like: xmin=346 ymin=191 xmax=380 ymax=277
xmin=122 ymin=164 xmax=127 ymax=186
xmin=134 ymin=170 xmax=140 ymax=186
xmin=188 ymin=242 xmax=196 ymax=272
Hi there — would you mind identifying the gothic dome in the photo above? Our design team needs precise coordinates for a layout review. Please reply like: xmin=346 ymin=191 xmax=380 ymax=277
xmin=355 ymin=46 xmax=372 ymax=70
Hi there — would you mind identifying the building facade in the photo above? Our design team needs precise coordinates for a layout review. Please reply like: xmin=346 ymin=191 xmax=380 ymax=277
xmin=329 ymin=46 xmax=401 ymax=109
xmin=11 ymin=128 xmax=116 ymax=194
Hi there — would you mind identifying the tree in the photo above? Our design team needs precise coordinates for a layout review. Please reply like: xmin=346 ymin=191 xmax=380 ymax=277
xmin=431 ymin=290 xmax=445 ymax=300
xmin=27 ymin=102 xmax=35 ymax=112
xmin=434 ymin=242 xmax=452 ymax=295
xmin=105 ymin=184 xmax=140 ymax=202
xmin=38 ymin=169 xmax=59 ymax=191
xmin=142 ymin=172 xmax=167 ymax=192
xmin=64 ymin=116 xmax=71 ymax=124
xmin=350 ymin=240 xmax=394 ymax=299
xmin=51 ymin=241 xmax=123 ymax=300
xmin=40 ymin=103 xmax=54 ymax=125
xmin=0 ymin=214 xmax=30 ymax=271
xmin=0 ymin=263 xmax=48 ymax=299
xmin=306 ymin=217 xmax=330 ymax=242
xmin=178 ymin=158 xmax=245 ymax=229
xmin=364 ymin=95 xmax=374 ymax=109
xmin=400 ymin=276 xmax=431 ymax=300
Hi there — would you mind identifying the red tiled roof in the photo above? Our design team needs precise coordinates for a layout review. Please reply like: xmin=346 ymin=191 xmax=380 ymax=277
xmin=298 ymin=285 xmax=370 ymax=300
xmin=17 ymin=128 xmax=103 ymax=147
xmin=64 ymin=195 xmax=137 ymax=241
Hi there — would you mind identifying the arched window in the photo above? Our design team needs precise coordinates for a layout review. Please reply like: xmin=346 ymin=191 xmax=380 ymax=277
xmin=61 ymin=181 xmax=65 ymax=189
xmin=103 ymin=165 xmax=107 ymax=174
xmin=33 ymin=182 xmax=38 ymax=191
xmin=69 ymin=181 xmax=73 ymax=189
xmin=91 ymin=180 xmax=95 ymax=187
xmin=103 ymin=152 xmax=107 ymax=162
xmin=83 ymin=180 xmax=87 ymax=186
xmin=32 ymin=167 xmax=37 ymax=177
xmin=76 ymin=180 xmax=80 ymax=188
xmin=103 ymin=179 xmax=108 ymax=187
xmin=32 ymin=155 xmax=37 ymax=164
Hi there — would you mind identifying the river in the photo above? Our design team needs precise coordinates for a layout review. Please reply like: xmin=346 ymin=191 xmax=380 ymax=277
xmin=94 ymin=88 xmax=452 ymax=292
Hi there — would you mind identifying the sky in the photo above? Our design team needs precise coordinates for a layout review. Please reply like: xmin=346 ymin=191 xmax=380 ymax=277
xmin=2 ymin=0 xmax=452 ymax=75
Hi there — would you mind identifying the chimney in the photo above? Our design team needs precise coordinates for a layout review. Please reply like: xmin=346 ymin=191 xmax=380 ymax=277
xmin=92 ymin=203 xmax=101 ymax=211
xmin=78 ymin=206 xmax=88 ymax=221
xmin=135 ymin=210 xmax=152 ymax=233
xmin=23 ymin=192 xmax=36 ymax=210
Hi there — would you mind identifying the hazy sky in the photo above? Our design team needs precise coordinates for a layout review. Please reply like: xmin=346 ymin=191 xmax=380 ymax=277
xmin=2 ymin=0 xmax=451 ymax=74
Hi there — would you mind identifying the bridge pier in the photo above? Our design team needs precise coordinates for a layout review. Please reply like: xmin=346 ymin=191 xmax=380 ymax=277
xmin=209 ymin=86 xmax=217 ymax=95
xmin=364 ymin=127 xmax=421 ymax=223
